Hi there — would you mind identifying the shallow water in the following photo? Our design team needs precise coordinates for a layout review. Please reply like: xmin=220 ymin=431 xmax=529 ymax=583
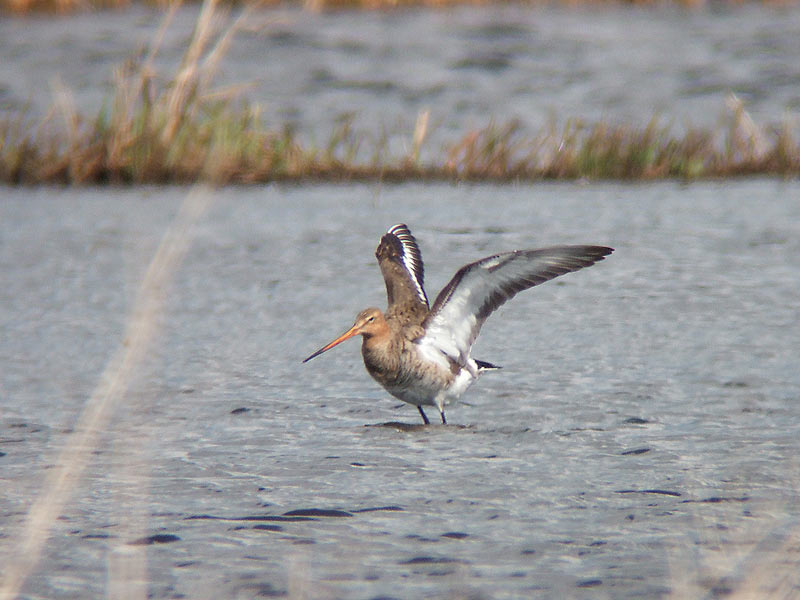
xmin=1 ymin=4 xmax=799 ymax=157
xmin=1 ymin=181 xmax=799 ymax=598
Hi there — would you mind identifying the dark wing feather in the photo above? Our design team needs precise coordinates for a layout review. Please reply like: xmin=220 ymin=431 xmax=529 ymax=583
xmin=421 ymin=245 xmax=613 ymax=364
xmin=375 ymin=224 xmax=429 ymax=313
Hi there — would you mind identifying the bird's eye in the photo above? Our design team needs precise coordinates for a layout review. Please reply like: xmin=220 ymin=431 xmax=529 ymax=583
xmin=367 ymin=316 xmax=375 ymax=323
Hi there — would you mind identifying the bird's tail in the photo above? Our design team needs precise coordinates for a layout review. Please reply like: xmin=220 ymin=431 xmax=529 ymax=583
xmin=475 ymin=359 xmax=502 ymax=371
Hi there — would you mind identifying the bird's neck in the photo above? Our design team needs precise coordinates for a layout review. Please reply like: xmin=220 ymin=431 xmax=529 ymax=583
xmin=360 ymin=322 xmax=399 ymax=378
xmin=361 ymin=318 xmax=392 ymax=352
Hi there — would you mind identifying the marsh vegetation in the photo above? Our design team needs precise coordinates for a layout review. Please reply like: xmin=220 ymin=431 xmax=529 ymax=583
xmin=1 ymin=0 xmax=798 ymax=184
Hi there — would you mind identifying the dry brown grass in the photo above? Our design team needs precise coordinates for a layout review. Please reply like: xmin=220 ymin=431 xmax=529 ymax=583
xmin=1 ymin=0 xmax=798 ymax=183
xmin=443 ymin=106 xmax=800 ymax=181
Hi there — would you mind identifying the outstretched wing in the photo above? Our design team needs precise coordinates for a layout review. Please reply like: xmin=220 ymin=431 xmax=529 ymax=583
xmin=420 ymin=245 xmax=613 ymax=365
xmin=375 ymin=224 xmax=429 ymax=312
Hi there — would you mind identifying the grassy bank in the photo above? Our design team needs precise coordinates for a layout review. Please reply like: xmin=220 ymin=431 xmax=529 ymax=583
xmin=1 ymin=0 xmax=798 ymax=184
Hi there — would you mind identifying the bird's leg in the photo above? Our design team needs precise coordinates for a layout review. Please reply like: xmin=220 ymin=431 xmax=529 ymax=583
xmin=417 ymin=406 xmax=430 ymax=425
xmin=440 ymin=410 xmax=446 ymax=425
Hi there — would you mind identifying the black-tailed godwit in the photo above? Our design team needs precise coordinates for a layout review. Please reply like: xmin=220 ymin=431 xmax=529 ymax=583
xmin=304 ymin=224 xmax=613 ymax=425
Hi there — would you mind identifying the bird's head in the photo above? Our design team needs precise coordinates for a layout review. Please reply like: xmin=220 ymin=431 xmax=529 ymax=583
xmin=303 ymin=307 xmax=388 ymax=363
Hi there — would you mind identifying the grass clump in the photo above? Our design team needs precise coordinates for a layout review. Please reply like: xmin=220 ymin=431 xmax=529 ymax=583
xmin=382 ymin=104 xmax=792 ymax=180
xmin=1 ymin=0 xmax=304 ymax=184
xmin=1 ymin=0 xmax=798 ymax=184
xmin=441 ymin=109 xmax=799 ymax=181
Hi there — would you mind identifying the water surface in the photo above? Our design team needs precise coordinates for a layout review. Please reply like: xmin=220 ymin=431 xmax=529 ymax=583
xmin=1 ymin=181 xmax=799 ymax=598
xmin=2 ymin=5 xmax=799 ymax=157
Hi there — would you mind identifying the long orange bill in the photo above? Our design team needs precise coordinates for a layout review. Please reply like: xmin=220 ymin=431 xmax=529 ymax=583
xmin=302 ymin=324 xmax=361 ymax=363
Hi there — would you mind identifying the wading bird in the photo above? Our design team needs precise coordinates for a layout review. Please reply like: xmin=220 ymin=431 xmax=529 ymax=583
xmin=303 ymin=224 xmax=613 ymax=424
